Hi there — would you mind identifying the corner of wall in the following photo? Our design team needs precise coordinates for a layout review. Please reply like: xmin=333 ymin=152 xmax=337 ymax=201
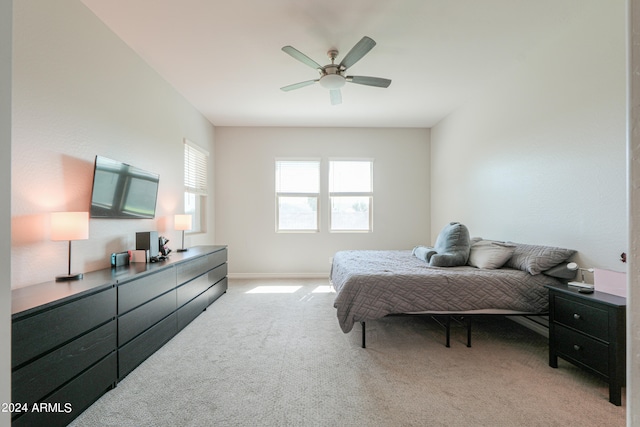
xmin=1 ymin=0 xmax=12 ymax=423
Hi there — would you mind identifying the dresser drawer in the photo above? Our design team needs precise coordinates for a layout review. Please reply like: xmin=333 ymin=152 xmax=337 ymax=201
xmin=118 ymin=267 xmax=176 ymax=314
xmin=177 ymin=271 xmax=210 ymax=308
xmin=178 ymin=263 xmax=227 ymax=305
xmin=12 ymin=287 xmax=116 ymax=368
xmin=118 ymin=312 xmax=178 ymax=379
xmin=12 ymin=352 xmax=117 ymax=427
xmin=176 ymin=256 xmax=211 ymax=285
xmin=554 ymin=324 xmax=609 ymax=377
xmin=118 ymin=290 xmax=176 ymax=346
xmin=176 ymin=248 xmax=227 ymax=285
xmin=207 ymin=277 xmax=228 ymax=306
xmin=207 ymin=248 xmax=227 ymax=269
xmin=12 ymin=320 xmax=116 ymax=405
xmin=177 ymin=290 xmax=208 ymax=331
xmin=554 ymin=296 xmax=608 ymax=341
xmin=209 ymin=262 xmax=227 ymax=286
xmin=177 ymin=262 xmax=227 ymax=311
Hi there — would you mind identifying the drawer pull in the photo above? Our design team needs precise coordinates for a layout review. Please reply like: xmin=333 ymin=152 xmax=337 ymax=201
xmin=573 ymin=313 xmax=581 ymax=320
xmin=573 ymin=344 xmax=582 ymax=351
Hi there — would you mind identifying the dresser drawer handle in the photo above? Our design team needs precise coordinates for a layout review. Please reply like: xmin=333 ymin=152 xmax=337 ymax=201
xmin=573 ymin=313 xmax=581 ymax=320
xmin=573 ymin=344 xmax=582 ymax=351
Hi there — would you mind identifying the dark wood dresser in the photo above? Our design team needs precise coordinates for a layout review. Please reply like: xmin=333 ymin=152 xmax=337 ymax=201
xmin=546 ymin=283 xmax=626 ymax=405
xmin=11 ymin=245 xmax=227 ymax=426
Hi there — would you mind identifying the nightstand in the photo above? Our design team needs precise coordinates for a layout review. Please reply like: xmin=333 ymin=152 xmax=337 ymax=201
xmin=546 ymin=283 xmax=626 ymax=405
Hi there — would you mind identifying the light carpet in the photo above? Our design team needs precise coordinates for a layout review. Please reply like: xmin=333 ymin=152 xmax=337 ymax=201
xmin=69 ymin=278 xmax=625 ymax=427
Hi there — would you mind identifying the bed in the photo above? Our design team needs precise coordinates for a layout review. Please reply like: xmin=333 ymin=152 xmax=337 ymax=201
xmin=330 ymin=231 xmax=576 ymax=347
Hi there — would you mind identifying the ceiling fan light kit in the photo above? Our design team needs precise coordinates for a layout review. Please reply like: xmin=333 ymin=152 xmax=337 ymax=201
xmin=281 ymin=36 xmax=391 ymax=105
xmin=319 ymin=73 xmax=345 ymax=90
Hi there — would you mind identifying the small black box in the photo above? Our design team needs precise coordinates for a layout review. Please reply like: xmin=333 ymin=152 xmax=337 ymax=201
xmin=136 ymin=231 xmax=159 ymax=259
xmin=111 ymin=252 xmax=130 ymax=267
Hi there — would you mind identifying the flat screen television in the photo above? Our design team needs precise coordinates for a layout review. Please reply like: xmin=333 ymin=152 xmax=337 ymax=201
xmin=89 ymin=155 xmax=160 ymax=219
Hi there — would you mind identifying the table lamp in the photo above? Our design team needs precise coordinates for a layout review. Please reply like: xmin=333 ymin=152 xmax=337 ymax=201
xmin=174 ymin=214 xmax=192 ymax=252
xmin=51 ymin=211 xmax=89 ymax=281
xmin=566 ymin=262 xmax=594 ymax=289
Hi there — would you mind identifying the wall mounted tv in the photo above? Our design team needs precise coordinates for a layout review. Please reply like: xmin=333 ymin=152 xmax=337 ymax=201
xmin=90 ymin=155 xmax=160 ymax=219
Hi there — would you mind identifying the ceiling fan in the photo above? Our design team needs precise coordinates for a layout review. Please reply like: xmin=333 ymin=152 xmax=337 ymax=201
xmin=280 ymin=36 xmax=391 ymax=105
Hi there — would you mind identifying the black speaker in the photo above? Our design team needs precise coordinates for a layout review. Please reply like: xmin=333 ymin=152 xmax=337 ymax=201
xmin=136 ymin=231 xmax=159 ymax=259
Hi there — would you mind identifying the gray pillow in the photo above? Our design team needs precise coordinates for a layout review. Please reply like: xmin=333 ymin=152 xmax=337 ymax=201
xmin=429 ymin=222 xmax=471 ymax=267
xmin=412 ymin=246 xmax=437 ymax=262
xmin=543 ymin=262 xmax=579 ymax=280
xmin=468 ymin=240 xmax=516 ymax=269
xmin=505 ymin=242 xmax=576 ymax=275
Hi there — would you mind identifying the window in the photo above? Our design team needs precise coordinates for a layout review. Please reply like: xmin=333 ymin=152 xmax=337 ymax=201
xmin=184 ymin=139 xmax=208 ymax=233
xmin=329 ymin=160 xmax=373 ymax=232
xmin=275 ymin=160 xmax=320 ymax=232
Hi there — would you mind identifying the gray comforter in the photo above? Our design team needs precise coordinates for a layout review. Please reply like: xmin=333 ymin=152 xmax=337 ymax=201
xmin=331 ymin=250 xmax=559 ymax=333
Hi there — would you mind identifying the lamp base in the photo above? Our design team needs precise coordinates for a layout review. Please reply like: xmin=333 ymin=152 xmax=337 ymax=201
xmin=56 ymin=273 xmax=83 ymax=282
xmin=568 ymin=281 xmax=594 ymax=289
xmin=177 ymin=248 xmax=188 ymax=252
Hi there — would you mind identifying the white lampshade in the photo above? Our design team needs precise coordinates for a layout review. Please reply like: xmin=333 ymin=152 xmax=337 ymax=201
xmin=174 ymin=214 xmax=193 ymax=231
xmin=51 ymin=212 xmax=89 ymax=241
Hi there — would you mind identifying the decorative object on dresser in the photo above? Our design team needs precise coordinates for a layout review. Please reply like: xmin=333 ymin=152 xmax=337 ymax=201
xmin=135 ymin=231 xmax=159 ymax=261
xmin=11 ymin=245 xmax=228 ymax=426
xmin=50 ymin=211 xmax=89 ymax=281
xmin=174 ymin=214 xmax=193 ymax=252
xmin=546 ymin=283 xmax=626 ymax=405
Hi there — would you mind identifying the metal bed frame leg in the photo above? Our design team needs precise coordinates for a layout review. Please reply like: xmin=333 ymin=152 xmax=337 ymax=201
xmin=430 ymin=315 xmax=452 ymax=347
xmin=445 ymin=316 xmax=451 ymax=348
xmin=360 ymin=315 xmax=473 ymax=349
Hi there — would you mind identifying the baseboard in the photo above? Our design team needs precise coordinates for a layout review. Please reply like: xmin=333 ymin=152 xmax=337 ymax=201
xmin=227 ymin=273 xmax=330 ymax=280
xmin=509 ymin=316 xmax=549 ymax=338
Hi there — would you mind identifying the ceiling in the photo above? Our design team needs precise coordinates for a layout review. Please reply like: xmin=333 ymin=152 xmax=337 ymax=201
xmin=80 ymin=0 xmax=585 ymax=128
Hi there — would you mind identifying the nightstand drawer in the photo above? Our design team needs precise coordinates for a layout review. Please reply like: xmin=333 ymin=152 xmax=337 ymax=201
xmin=554 ymin=296 xmax=608 ymax=341
xmin=555 ymin=324 xmax=608 ymax=376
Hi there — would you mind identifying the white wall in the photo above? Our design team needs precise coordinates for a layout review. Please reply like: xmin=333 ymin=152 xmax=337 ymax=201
xmin=11 ymin=0 xmax=216 ymax=288
xmin=430 ymin=0 xmax=627 ymax=273
xmin=1 ymin=0 xmax=11 ymax=423
xmin=215 ymin=126 xmax=430 ymax=277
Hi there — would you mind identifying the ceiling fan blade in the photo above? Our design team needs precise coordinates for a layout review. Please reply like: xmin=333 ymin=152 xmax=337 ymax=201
xmin=280 ymin=79 xmax=318 ymax=92
xmin=330 ymin=89 xmax=342 ymax=105
xmin=347 ymin=76 xmax=392 ymax=88
xmin=281 ymin=46 xmax=323 ymax=70
xmin=339 ymin=36 xmax=376 ymax=69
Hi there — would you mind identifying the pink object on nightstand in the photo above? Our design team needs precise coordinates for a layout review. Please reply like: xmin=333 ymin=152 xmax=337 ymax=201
xmin=594 ymin=268 xmax=627 ymax=297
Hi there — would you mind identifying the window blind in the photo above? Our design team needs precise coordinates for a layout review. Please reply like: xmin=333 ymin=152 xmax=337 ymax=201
xmin=184 ymin=140 xmax=208 ymax=195
xmin=329 ymin=160 xmax=372 ymax=193
xmin=275 ymin=160 xmax=320 ymax=193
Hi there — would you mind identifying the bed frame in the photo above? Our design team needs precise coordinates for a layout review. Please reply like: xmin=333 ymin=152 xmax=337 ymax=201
xmin=358 ymin=312 xmax=547 ymax=349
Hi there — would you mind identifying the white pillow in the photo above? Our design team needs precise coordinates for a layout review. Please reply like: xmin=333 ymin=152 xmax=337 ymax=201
xmin=468 ymin=240 xmax=516 ymax=269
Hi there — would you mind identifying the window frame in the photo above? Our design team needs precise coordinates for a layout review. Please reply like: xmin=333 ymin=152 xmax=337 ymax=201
xmin=275 ymin=158 xmax=321 ymax=233
xmin=328 ymin=158 xmax=374 ymax=233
